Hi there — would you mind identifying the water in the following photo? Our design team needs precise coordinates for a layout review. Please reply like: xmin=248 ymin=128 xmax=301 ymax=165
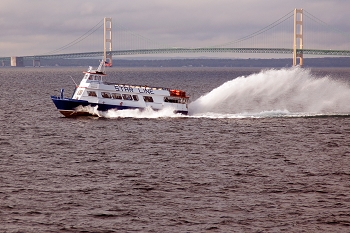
xmin=1 ymin=66 xmax=350 ymax=232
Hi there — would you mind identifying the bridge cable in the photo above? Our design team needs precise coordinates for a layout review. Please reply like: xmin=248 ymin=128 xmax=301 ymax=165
xmin=304 ymin=10 xmax=350 ymax=39
xmin=211 ymin=10 xmax=294 ymax=48
xmin=39 ymin=19 xmax=104 ymax=55
xmin=115 ymin=23 xmax=173 ymax=50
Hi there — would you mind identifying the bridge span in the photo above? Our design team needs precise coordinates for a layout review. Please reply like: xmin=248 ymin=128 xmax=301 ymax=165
xmin=2 ymin=47 xmax=350 ymax=62
xmin=1 ymin=9 xmax=350 ymax=66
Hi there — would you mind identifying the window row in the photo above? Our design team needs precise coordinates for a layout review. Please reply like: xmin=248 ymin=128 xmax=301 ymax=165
xmin=84 ymin=91 xmax=190 ymax=104
xmin=87 ymin=91 xmax=152 ymax=102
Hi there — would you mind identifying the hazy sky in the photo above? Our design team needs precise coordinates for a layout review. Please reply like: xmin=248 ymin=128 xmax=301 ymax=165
xmin=1 ymin=0 xmax=350 ymax=58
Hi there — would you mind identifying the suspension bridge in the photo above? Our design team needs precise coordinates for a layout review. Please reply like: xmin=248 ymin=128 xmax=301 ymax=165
xmin=1 ymin=8 xmax=350 ymax=67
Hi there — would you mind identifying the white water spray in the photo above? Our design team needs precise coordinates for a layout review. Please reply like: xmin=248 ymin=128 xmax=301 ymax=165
xmin=189 ymin=67 xmax=350 ymax=117
xmin=78 ymin=105 xmax=183 ymax=119
xmin=102 ymin=106 xmax=181 ymax=118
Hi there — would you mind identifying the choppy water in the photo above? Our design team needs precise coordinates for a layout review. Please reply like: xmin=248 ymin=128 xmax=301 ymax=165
xmin=1 ymin=66 xmax=350 ymax=232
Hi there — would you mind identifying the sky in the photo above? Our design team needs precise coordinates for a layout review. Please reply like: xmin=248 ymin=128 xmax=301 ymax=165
xmin=1 ymin=0 xmax=350 ymax=58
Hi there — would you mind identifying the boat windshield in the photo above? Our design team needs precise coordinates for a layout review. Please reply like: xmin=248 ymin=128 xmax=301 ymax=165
xmin=87 ymin=75 xmax=103 ymax=81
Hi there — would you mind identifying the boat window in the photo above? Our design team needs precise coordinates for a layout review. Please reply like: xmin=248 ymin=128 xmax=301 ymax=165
xmin=77 ymin=90 xmax=83 ymax=95
xmin=87 ymin=91 xmax=97 ymax=97
xmin=111 ymin=93 xmax=122 ymax=99
xmin=101 ymin=92 xmax=111 ymax=98
xmin=165 ymin=97 xmax=178 ymax=103
xmin=88 ymin=75 xmax=93 ymax=80
xmin=132 ymin=95 xmax=139 ymax=101
xmin=164 ymin=97 xmax=188 ymax=104
xmin=122 ymin=94 xmax=133 ymax=100
xmin=144 ymin=96 xmax=154 ymax=102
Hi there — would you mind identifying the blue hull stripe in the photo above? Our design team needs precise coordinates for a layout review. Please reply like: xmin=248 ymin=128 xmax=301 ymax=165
xmin=50 ymin=96 xmax=188 ymax=116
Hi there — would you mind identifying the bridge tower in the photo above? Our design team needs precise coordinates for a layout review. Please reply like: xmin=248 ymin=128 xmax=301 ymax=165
xmin=104 ymin=17 xmax=112 ymax=66
xmin=293 ymin=9 xmax=303 ymax=66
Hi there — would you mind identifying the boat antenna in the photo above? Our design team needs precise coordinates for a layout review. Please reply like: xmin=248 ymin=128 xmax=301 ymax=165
xmin=69 ymin=75 xmax=78 ymax=87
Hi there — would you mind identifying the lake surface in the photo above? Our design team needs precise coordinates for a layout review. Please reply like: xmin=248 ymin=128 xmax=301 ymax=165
xmin=1 ymin=66 xmax=350 ymax=232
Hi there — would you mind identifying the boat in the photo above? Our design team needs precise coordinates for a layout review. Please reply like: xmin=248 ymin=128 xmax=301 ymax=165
xmin=51 ymin=61 xmax=189 ymax=117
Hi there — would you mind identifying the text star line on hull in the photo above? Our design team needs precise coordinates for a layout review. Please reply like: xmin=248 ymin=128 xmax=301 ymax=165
xmin=51 ymin=61 xmax=189 ymax=117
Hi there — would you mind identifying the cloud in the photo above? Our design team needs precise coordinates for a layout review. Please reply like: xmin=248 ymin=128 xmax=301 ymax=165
xmin=1 ymin=0 xmax=349 ymax=57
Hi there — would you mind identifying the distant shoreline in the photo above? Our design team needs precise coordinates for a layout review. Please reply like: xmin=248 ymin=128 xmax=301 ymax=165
xmin=2 ymin=57 xmax=350 ymax=68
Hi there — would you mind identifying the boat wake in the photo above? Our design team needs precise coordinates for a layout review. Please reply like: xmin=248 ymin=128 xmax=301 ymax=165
xmin=82 ymin=106 xmax=183 ymax=119
xmin=190 ymin=67 xmax=350 ymax=118
xmin=84 ymin=67 xmax=350 ymax=119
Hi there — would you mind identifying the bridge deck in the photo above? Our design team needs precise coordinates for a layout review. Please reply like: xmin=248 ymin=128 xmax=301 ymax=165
xmin=1 ymin=48 xmax=350 ymax=61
